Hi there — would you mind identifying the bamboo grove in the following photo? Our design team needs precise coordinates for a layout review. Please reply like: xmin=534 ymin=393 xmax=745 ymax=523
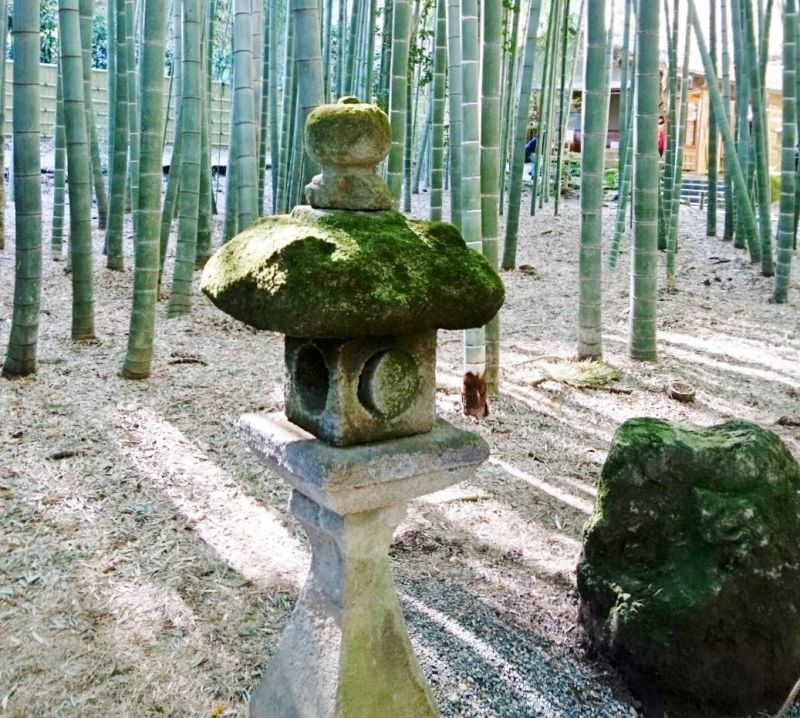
xmin=1 ymin=0 xmax=798 ymax=414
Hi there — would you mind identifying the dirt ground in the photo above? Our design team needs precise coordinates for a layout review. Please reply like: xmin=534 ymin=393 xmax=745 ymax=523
xmin=2 ymin=166 xmax=800 ymax=717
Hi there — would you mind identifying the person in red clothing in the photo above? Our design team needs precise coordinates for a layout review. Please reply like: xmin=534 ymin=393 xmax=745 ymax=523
xmin=657 ymin=114 xmax=666 ymax=157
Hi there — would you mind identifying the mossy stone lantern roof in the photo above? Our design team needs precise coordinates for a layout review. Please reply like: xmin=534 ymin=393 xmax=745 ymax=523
xmin=200 ymin=98 xmax=504 ymax=339
xmin=201 ymin=206 xmax=504 ymax=337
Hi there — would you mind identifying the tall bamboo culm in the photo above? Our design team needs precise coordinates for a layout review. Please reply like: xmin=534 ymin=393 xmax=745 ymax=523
xmin=79 ymin=0 xmax=109 ymax=230
xmin=122 ymin=0 xmax=168 ymax=380
xmin=706 ymin=0 xmax=719 ymax=237
xmin=387 ymin=0 xmax=412 ymax=204
xmin=689 ymin=0 xmax=760 ymax=262
xmin=502 ymin=0 xmax=544 ymax=269
xmin=482 ymin=0 xmax=502 ymax=392
xmin=445 ymin=0 xmax=463 ymax=227
xmin=3 ymin=0 xmax=41 ymax=376
xmin=0 ymin=0 xmax=8 ymax=252
xmin=126 ymin=0 xmax=140 ymax=226
xmin=52 ymin=58 xmax=67 ymax=260
xmin=770 ymin=0 xmax=797 ymax=302
xmin=460 ymin=0 xmax=487 ymax=416
xmin=628 ymin=0 xmax=659 ymax=361
xmin=169 ymin=0 xmax=205 ymax=316
xmin=291 ymin=0 xmax=325 ymax=188
xmin=60 ymin=0 xmax=96 ymax=341
xmin=578 ymin=0 xmax=605 ymax=359
xmin=233 ymin=0 xmax=259 ymax=231
xmin=742 ymin=0 xmax=774 ymax=276
xmin=106 ymin=0 xmax=129 ymax=271
xmin=429 ymin=0 xmax=446 ymax=221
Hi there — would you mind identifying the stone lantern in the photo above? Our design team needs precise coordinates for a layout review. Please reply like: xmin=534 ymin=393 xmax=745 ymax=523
xmin=201 ymin=97 xmax=504 ymax=718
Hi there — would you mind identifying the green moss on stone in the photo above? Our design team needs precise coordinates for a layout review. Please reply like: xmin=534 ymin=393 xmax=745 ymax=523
xmin=305 ymin=101 xmax=391 ymax=168
xmin=577 ymin=417 xmax=800 ymax=715
xmin=201 ymin=207 xmax=504 ymax=337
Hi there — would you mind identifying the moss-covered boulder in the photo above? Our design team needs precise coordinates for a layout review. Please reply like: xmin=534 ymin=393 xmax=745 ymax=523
xmin=577 ymin=418 xmax=800 ymax=717
xmin=200 ymin=205 xmax=504 ymax=337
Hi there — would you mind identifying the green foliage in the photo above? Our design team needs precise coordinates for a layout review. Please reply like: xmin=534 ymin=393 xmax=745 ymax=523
xmin=91 ymin=8 xmax=107 ymax=69
xmin=603 ymin=165 xmax=619 ymax=190
xmin=38 ymin=0 xmax=107 ymax=67
xmin=770 ymin=173 xmax=781 ymax=203
xmin=40 ymin=0 xmax=57 ymax=64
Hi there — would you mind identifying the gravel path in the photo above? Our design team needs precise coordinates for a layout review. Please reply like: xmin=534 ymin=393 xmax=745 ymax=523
xmin=402 ymin=579 xmax=636 ymax=718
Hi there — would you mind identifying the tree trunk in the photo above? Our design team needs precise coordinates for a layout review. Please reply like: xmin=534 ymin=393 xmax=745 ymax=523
xmin=628 ymin=0 xmax=659 ymax=361
xmin=122 ymin=0 xmax=168 ymax=379
xmin=578 ymin=0 xmax=605 ymax=359
xmin=3 ymin=0 xmax=42 ymax=376
xmin=770 ymin=0 xmax=797 ymax=302
xmin=60 ymin=0 xmax=96 ymax=342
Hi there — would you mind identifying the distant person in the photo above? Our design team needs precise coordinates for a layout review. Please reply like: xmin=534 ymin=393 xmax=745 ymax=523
xmin=658 ymin=115 xmax=666 ymax=157
xmin=524 ymin=135 xmax=537 ymax=162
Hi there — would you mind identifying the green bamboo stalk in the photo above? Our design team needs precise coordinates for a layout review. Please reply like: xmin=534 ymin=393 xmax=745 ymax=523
xmin=169 ymin=0 xmax=204 ymax=316
xmin=336 ymin=0 xmax=346 ymax=97
xmin=759 ymin=0 xmax=774 ymax=86
xmin=688 ymin=0 xmax=759 ymax=261
xmin=617 ymin=0 xmax=632 ymax=197
xmin=429 ymin=0 xmax=446 ymax=221
xmin=105 ymin=0 xmax=129 ymax=271
xmin=233 ymin=0 xmax=259 ymax=230
xmin=502 ymin=0 xmax=543 ymax=268
xmin=446 ymin=0 xmax=463 ymax=227
xmin=60 ymin=0 xmax=96 ymax=341
xmin=412 ymin=96 xmax=431 ymax=194
xmin=607 ymin=84 xmax=635 ymax=269
xmin=770 ymin=0 xmax=797 ymax=302
xmin=257 ymin=0 xmax=271 ymax=215
xmin=498 ymin=0 xmax=520 ymax=213
xmin=122 ymin=0 xmax=168 ymax=379
xmin=53 ymin=57 xmax=67 ymax=260
xmin=553 ymin=0 xmax=572 ymax=216
xmin=269 ymin=0 xmax=280 ymax=212
xmin=276 ymin=13 xmax=295 ymax=213
xmin=196 ymin=58 xmax=213 ymax=267
xmin=387 ymin=0 xmax=412 ymax=204
xmin=107 ymin=0 xmax=117 ymax=216
xmin=666 ymin=21 xmax=690 ymax=289
xmin=159 ymin=0 xmax=184 ymax=272
xmin=252 ymin=0 xmax=264 ymax=150
xmin=531 ymin=0 xmax=557 ymax=215
xmin=660 ymin=0 xmax=679 ymax=251
xmin=721 ymin=0 xmax=734 ymax=241
xmin=3 ymin=0 xmax=42 ymax=376
xmin=403 ymin=0 xmax=420 ymax=212
xmin=322 ymin=0 xmax=333 ymax=99
xmin=460 ymin=0 xmax=487 ymax=415
xmin=629 ymin=0 xmax=659 ymax=361
xmin=344 ymin=0 xmax=361 ymax=95
xmin=706 ymin=0 xmax=719 ymax=236
xmin=127 ymin=0 xmax=141 ymax=225
xmin=377 ymin=0 xmax=393 ymax=112
xmin=365 ymin=0 xmax=377 ymax=100
xmin=482 ymin=0 xmax=502 ymax=392
xmin=0 ymin=0 xmax=8 ymax=252
xmin=731 ymin=0 xmax=751 ymax=249
xmin=196 ymin=0 xmax=214 ymax=263
xmin=743 ymin=0 xmax=774 ymax=275
xmin=292 ymin=0 xmax=324 ymax=189
xmin=795 ymin=6 xmax=800 ymax=248
xmin=79 ymin=0 xmax=109 ymax=230
xmin=578 ymin=0 xmax=605 ymax=359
